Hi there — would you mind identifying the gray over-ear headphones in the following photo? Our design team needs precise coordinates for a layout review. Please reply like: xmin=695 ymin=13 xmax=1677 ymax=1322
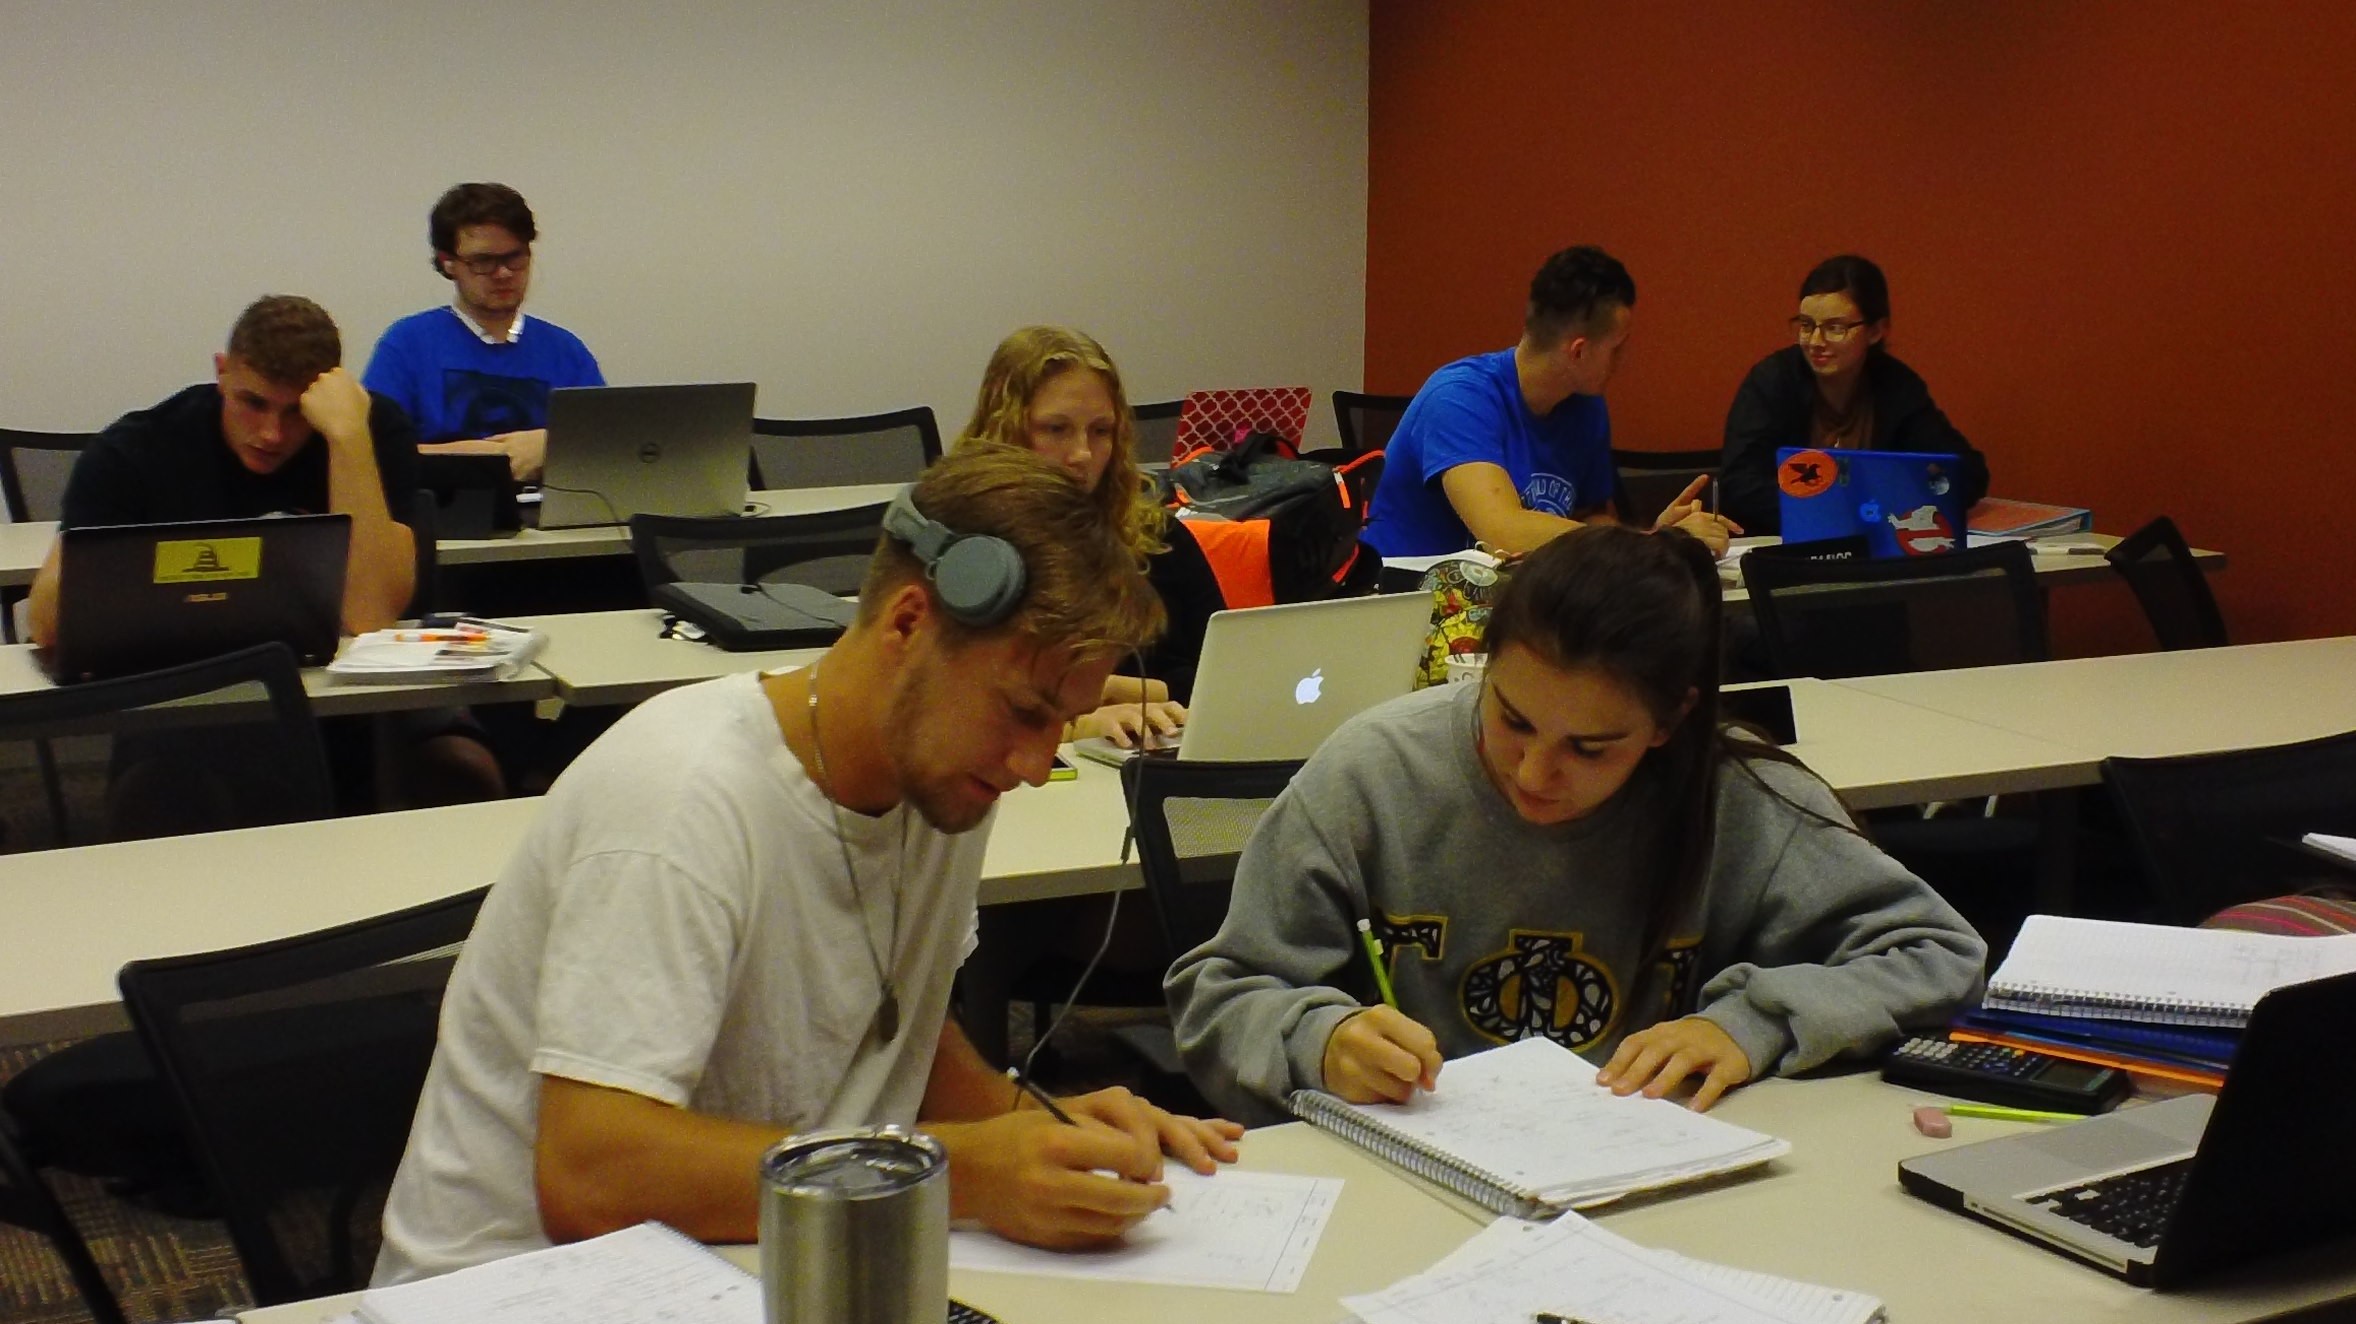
xmin=880 ymin=484 xmax=1028 ymax=627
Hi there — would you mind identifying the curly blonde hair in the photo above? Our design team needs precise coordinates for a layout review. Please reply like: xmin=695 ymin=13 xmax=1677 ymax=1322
xmin=954 ymin=326 xmax=1166 ymax=561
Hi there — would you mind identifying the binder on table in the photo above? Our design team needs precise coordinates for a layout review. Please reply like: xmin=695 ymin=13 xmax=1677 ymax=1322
xmin=1288 ymin=1038 xmax=1787 ymax=1220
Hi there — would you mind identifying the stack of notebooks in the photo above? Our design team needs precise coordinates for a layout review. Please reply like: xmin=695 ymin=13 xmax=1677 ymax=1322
xmin=1289 ymin=1037 xmax=1789 ymax=1219
xmin=1342 ymin=1210 xmax=1883 ymax=1324
xmin=326 ymin=619 xmax=545 ymax=683
xmin=1961 ymin=914 xmax=2356 ymax=1088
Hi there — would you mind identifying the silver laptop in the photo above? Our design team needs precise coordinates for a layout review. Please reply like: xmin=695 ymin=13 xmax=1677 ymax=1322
xmin=1072 ymin=592 xmax=1432 ymax=765
xmin=1898 ymin=970 xmax=2356 ymax=1289
xmin=538 ymin=382 xmax=755 ymax=528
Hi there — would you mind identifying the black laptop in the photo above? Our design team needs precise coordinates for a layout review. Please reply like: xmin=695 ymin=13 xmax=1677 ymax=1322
xmin=651 ymin=580 xmax=855 ymax=651
xmin=48 ymin=514 xmax=349 ymax=681
xmin=1899 ymin=969 xmax=2356 ymax=1288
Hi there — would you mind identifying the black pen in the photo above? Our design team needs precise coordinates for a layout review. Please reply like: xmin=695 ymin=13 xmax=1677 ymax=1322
xmin=1533 ymin=1313 xmax=1601 ymax=1324
xmin=1006 ymin=1065 xmax=1076 ymax=1124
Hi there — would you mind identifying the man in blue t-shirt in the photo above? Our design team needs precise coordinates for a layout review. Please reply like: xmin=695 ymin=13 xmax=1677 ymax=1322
xmin=1363 ymin=245 xmax=1737 ymax=558
xmin=363 ymin=183 xmax=604 ymax=483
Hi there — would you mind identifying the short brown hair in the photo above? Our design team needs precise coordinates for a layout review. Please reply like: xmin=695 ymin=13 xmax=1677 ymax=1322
xmin=859 ymin=446 xmax=1165 ymax=657
xmin=429 ymin=183 xmax=537 ymax=262
xmin=955 ymin=326 xmax=1165 ymax=562
xmin=225 ymin=295 xmax=341 ymax=386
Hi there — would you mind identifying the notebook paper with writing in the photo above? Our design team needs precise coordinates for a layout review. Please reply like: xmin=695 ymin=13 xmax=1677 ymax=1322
xmin=1985 ymin=914 xmax=2356 ymax=1029
xmin=1288 ymin=1037 xmax=1788 ymax=1219
xmin=948 ymin=1166 xmax=1340 ymax=1293
xmin=355 ymin=1222 xmax=759 ymax=1324
xmin=1341 ymin=1212 xmax=1883 ymax=1324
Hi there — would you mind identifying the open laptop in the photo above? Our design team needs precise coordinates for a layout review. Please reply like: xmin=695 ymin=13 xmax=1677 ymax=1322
xmin=48 ymin=514 xmax=349 ymax=681
xmin=1898 ymin=969 xmax=2356 ymax=1288
xmin=1071 ymin=592 xmax=1432 ymax=765
xmin=538 ymin=382 xmax=756 ymax=529
xmin=1776 ymin=447 xmax=1964 ymax=558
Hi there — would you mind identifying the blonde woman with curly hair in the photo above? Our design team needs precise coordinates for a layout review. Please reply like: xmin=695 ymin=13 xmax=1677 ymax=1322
xmin=956 ymin=326 xmax=1223 ymax=748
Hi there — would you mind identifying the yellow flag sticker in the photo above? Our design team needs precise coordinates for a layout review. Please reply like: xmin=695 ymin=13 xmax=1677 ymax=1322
xmin=153 ymin=537 xmax=263 ymax=584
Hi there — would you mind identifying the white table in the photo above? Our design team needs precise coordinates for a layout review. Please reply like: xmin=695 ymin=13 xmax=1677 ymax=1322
xmin=236 ymin=1076 xmax=2356 ymax=1324
xmin=1835 ymin=636 xmax=2356 ymax=762
xmin=0 ymin=642 xmax=557 ymax=718
xmin=435 ymin=483 xmax=901 ymax=567
xmin=0 ymin=484 xmax=906 ymax=585
xmin=516 ymin=608 xmax=818 ymax=708
xmin=0 ymin=748 xmax=1140 ymax=1034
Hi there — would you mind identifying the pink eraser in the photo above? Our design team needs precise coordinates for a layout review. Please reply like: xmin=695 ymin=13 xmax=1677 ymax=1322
xmin=1912 ymin=1105 xmax=1954 ymax=1139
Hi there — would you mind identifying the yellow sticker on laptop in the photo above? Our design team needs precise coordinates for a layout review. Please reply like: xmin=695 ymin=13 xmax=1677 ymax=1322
xmin=153 ymin=537 xmax=263 ymax=584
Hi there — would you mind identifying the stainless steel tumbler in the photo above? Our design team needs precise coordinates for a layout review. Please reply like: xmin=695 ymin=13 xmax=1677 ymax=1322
xmin=758 ymin=1126 xmax=949 ymax=1324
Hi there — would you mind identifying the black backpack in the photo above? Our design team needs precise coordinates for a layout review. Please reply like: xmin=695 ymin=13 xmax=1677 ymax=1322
xmin=1162 ymin=431 xmax=1384 ymax=602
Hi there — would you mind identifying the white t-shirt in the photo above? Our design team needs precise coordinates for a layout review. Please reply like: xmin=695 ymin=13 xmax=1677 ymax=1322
xmin=374 ymin=670 xmax=988 ymax=1284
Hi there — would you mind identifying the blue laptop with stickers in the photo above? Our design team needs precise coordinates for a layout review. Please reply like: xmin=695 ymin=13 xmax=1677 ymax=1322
xmin=1775 ymin=447 xmax=1965 ymax=558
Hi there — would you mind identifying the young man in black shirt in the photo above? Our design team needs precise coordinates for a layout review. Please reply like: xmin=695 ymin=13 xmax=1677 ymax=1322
xmin=28 ymin=295 xmax=419 ymax=644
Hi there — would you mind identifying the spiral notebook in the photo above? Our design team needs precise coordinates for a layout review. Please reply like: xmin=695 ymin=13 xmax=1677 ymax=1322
xmin=1288 ymin=1038 xmax=1788 ymax=1219
xmin=1985 ymin=914 xmax=2356 ymax=1029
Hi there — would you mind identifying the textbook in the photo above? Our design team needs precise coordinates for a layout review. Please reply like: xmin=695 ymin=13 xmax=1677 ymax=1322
xmin=353 ymin=1222 xmax=758 ymax=1324
xmin=1965 ymin=497 xmax=2093 ymax=539
xmin=1288 ymin=1037 xmax=1788 ymax=1220
xmin=1985 ymin=914 xmax=2356 ymax=1030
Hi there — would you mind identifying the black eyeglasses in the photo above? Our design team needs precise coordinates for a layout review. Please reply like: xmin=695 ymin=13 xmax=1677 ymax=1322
xmin=1789 ymin=316 xmax=1866 ymax=343
xmin=450 ymin=248 xmax=531 ymax=276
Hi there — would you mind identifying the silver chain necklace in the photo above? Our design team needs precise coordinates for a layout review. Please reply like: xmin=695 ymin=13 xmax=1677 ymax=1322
xmin=804 ymin=657 xmax=901 ymax=1042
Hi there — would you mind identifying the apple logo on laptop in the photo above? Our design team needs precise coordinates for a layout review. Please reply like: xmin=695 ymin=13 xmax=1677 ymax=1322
xmin=1294 ymin=668 xmax=1324 ymax=706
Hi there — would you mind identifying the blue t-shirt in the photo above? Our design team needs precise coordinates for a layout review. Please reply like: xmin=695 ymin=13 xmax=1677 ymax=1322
xmin=1361 ymin=350 xmax=1615 ymax=556
xmin=361 ymin=308 xmax=605 ymax=443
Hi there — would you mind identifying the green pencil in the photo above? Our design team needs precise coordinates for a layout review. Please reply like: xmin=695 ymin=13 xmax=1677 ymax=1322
xmin=1944 ymin=1102 xmax=2085 ymax=1124
xmin=1356 ymin=918 xmax=1399 ymax=1009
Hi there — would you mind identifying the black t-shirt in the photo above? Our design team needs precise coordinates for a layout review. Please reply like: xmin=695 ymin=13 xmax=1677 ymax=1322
xmin=61 ymin=382 xmax=421 ymax=531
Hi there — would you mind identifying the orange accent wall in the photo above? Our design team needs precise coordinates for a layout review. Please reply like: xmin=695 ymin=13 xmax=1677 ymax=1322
xmin=1367 ymin=3 xmax=2356 ymax=648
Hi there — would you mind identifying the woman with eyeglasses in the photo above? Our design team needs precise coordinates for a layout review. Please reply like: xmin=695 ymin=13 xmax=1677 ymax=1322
xmin=1717 ymin=255 xmax=1987 ymax=535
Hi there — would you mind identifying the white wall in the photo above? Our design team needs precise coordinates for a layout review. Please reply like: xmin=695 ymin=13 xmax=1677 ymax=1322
xmin=0 ymin=1 xmax=1366 ymax=452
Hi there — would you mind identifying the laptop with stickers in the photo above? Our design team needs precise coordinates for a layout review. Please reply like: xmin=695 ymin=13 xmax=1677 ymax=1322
xmin=1776 ymin=447 xmax=1965 ymax=557
xmin=47 ymin=514 xmax=349 ymax=681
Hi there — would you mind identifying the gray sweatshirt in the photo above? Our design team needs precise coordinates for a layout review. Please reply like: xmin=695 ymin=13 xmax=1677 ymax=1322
xmin=1166 ymin=683 xmax=1987 ymax=1125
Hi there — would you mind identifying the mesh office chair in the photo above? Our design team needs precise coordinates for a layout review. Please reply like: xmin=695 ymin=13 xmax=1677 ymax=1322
xmin=630 ymin=503 xmax=888 ymax=602
xmin=1132 ymin=399 xmax=1182 ymax=469
xmin=119 ymin=888 xmax=487 ymax=1304
xmin=0 ymin=1109 xmax=128 ymax=1324
xmin=1329 ymin=391 xmax=1413 ymax=459
xmin=2101 ymin=731 xmax=2356 ymax=926
xmin=0 ymin=428 xmax=94 ymax=524
xmin=2104 ymin=516 xmax=2227 ymax=650
xmin=1740 ymin=539 xmax=2048 ymax=680
xmin=748 ymin=407 xmax=941 ymax=490
xmin=1742 ymin=540 xmax=2052 ymax=955
xmin=1614 ymin=447 xmax=1723 ymax=527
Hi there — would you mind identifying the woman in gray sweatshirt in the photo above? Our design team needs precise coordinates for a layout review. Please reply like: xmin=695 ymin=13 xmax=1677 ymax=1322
xmin=1167 ymin=524 xmax=1986 ymax=1126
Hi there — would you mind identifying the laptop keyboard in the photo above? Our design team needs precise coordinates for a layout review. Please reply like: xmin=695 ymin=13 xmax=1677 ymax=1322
xmin=2030 ymin=1159 xmax=2193 ymax=1249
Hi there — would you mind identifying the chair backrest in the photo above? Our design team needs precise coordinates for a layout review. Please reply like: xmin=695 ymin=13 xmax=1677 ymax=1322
xmin=749 ymin=407 xmax=941 ymax=489
xmin=1118 ymin=756 xmax=1303 ymax=960
xmin=2104 ymin=515 xmax=2227 ymax=650
xmin=630 ymin=503 xmax=888 ymax=599
xmin=1330 ymin=391 xmax=1413 ymax=459
xmin=0 ymin=429 xmax=95 ymax=524
xmin=117 ymin=887 xmax=487 ymax=1305
xmin=1613 ymin=447 xmax=1723 ymax=527
xmin=2102 ymin=730 xmax=2356 ymax=924
xmin=0 ymin=641 xmax=332 ymax=849
xmin=0 ymin=1110 xmax=128 ymax=1324
xmin=407 ymin=488 xmax=439 ymax=618
xmin=1131 ymin=398 xmax=1181 ymax=469
xmin=1740 ymin=539 xmax=2048 ymax=679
